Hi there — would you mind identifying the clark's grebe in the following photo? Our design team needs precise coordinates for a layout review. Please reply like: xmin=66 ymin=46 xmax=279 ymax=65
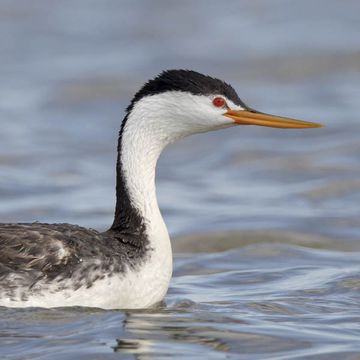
xmin=0 ymin=70 xmax=322 ymax=309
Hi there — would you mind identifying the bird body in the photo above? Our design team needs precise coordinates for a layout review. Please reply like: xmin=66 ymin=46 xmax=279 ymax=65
xmin=0 ymin=70 xmax=321 ymax=309
xmin=0 ymin=223 xmax=171 ymax=308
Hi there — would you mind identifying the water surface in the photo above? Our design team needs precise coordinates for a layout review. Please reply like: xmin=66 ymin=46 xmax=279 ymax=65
xmin=0 ymin=0 xmax=359 ymax=358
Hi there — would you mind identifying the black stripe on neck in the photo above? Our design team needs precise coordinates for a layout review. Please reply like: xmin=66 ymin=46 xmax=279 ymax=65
xmin=110 ymin=113 xmax=147 ymax=247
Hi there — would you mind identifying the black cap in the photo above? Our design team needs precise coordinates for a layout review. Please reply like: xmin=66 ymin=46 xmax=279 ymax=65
xmin=127 ymin=69 xmax=247 ymax=113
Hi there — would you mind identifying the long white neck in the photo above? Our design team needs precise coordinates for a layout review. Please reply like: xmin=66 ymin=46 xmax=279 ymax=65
xmin=110 ymin=91 xmax=229 ymax=245
xmin=122 ymin=116 xmax=165 ymax=235
xmin=111 ymin=97 xmax=175 ymax=249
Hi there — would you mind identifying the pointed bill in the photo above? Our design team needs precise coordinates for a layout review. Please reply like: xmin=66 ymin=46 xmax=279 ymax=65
xmin=224 ymin=110 xmax=323 ymax=129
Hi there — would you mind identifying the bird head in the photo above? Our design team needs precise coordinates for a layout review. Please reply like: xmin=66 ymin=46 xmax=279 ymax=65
xmin=124 ymin=69 xmax=322 ymax=144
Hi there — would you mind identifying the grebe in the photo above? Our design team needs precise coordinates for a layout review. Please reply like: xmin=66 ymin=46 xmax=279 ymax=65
xmin=0 ymin=70 xmax=322 ymax=309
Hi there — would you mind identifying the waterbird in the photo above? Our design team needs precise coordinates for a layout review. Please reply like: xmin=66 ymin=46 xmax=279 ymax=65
xmin=0 ymin=70 xmax=322 ymax=309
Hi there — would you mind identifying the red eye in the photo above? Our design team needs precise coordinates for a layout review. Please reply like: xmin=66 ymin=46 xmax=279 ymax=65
xmin=212 ymin=97 xmax=225 ymax=107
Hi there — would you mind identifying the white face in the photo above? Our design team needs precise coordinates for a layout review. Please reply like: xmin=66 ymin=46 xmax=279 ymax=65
xmin=128 ymin=91 xmax=244 ymax=144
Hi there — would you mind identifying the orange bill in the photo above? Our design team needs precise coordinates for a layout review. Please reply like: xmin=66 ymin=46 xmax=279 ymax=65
xmin=224 ymin=110 xmax=323 ymax=129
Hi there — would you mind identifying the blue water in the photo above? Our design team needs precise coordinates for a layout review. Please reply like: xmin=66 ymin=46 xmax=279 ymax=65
xmin=0 ymin=0 xmax=360 ymax=358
